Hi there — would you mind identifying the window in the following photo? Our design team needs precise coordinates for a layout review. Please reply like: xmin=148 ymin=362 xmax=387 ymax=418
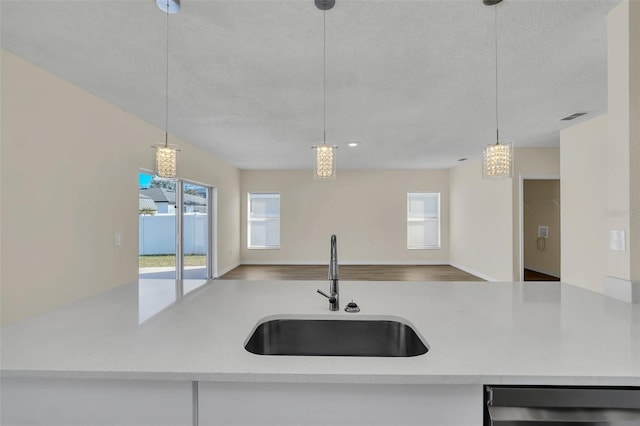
xmin=248 ymin=192 xmax=280 ymax=249
xmin=407 ymin=192 xmax=440 ymax=249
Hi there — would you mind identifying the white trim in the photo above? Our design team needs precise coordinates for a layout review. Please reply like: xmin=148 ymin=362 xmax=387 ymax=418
xmin=603 ymin=276 xmax=640 ymax=303
xmin=210 ymin=187 xmax=218 ymax=280
xmin=518 ymin=174 xmax=561 ymax=282
xmin=181 ymin=178 xmax=216 ymax=280
xmin=448 ymin=262 xmax=497 ymax=282
xmin=523 ymin=266 xmax=561 ymax=279
xmin=240 ymin=260 xmax=449 ymax=266
xmin=216 ymin=262 xmax=240 ymax=278
xmin=175 ymin=179 xmax=184 ymax=281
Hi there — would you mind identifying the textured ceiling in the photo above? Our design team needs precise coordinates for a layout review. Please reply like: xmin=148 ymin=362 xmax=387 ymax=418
xmin=1 ymin=0 xmax=620 ymax=170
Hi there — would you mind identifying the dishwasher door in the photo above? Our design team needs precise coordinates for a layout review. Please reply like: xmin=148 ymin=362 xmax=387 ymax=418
xmin=485 ymin=386 xmax=640 ymax=426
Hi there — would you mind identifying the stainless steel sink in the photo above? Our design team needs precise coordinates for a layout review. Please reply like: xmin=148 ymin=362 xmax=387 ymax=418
xmin=245 ymin=318 xmax=428 ymax=357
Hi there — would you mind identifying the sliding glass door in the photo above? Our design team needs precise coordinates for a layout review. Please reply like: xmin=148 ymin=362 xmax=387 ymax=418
xmin=138 ymin=172 xmax=214 ymax=282
xmin=139 ymin=172 xmax=177 ymax=279
xmin=182 ymin=180 xmax=211 ymax=280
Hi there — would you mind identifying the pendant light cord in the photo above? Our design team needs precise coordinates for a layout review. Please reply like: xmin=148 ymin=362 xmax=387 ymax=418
xmin=165 ymin=0 xmax=170 ymax=148
xmin=494 ymin=4 xmax=499 ymax=144
xmin=323 ymin=9 xmax=326 ymax=145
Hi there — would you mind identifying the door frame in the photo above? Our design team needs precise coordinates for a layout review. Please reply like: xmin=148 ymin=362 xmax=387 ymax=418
xmin=519 ymin=174 xmax=560 ymax=282
xmin=180 ymin=178 xmax=217 ymax=280
xmin=208 ymin=186 xmax=218 ymax=279
xmin=138 ymin=170 xmax=217 ymax=280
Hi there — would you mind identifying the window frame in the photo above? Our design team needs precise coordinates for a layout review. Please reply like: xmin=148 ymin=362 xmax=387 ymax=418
xmin=407 ymin=192 xmax=441 ymax=250
xmin=247 ymin=192 xmax=281 ymax=250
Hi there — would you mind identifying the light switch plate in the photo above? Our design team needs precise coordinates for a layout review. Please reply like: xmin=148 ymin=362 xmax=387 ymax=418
xmin=609 ymin=230 xmax=626 ymax=251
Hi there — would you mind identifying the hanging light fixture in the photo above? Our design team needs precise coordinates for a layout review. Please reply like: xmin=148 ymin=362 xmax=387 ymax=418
xmin=152 ymin=0 xmax=180 ymax=179
xmin=482 ymin=0 xmax=513 ymax=179
xmin=156 ymin=0 xmax=180 ymax=14
xmin=312 ymin=0 xmax=337 ymax=180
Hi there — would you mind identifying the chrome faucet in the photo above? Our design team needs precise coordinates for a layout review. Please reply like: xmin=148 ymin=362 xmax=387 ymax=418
xmin=317 ymin=234 xmax=339 ymax=311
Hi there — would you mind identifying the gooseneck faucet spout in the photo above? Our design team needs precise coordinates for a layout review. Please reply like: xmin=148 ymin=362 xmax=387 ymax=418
xmin=317 ymin=234 xmax=339 ymax=311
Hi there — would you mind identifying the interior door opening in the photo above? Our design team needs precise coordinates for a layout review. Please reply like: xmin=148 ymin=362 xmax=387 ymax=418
xmin=522 ymin=178 xmax=561 ymax=282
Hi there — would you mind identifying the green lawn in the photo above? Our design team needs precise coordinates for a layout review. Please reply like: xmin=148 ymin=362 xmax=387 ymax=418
xmin=139 ymin=255 xmax=206 ymax=267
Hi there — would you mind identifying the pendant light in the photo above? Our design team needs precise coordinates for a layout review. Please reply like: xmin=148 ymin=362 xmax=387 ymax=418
xmin=152 ymin=0 xmax=180 ymax=179
xmin=312 ymin=0 xmax=337 ymax=180
xmin=482 ymin=0 xmax=513 ymax=179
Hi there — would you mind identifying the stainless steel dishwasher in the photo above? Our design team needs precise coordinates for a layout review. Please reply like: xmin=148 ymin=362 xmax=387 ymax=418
xmin=484 ymin=385 xmax=640 ymax=425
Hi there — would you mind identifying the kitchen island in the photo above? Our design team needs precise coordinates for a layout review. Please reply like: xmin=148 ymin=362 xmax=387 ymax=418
xmin=2 ymin=280 xmax=639 ymax=425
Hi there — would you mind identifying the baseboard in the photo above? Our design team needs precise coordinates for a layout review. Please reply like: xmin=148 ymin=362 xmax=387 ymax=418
xmin=523 ymin=266 xmax=561 ymax=279
xmin=240 ymin=260 xmax=449 ymax=266
xmin=216 ymin=262 xmax=240 ymax=278
xmin=448 ymin=262 xmax=498 ymax=282
xmin=603 ymin=276 xmax=640 ymax=304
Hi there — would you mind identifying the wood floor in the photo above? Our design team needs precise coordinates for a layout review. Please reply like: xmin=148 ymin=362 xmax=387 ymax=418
xmin=219 ymin=264 xmax=483 ymax=281
xmin=523 ymin=269 xmax=560 ymax=281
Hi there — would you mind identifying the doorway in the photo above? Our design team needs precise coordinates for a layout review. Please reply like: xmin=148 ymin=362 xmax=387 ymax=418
xmin=521 ymin=178 xmax=561 ymax=282
xmin=138 ymin=172 xmax=216 ymax=282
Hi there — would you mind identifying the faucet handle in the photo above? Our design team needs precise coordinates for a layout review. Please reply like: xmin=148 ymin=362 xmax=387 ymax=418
xmin=317 ymin=289 xmax=336 ymax=303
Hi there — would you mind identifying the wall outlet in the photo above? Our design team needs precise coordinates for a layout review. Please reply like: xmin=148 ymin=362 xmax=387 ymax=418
xmin=114 ymin=233 xmax=122 ymax=246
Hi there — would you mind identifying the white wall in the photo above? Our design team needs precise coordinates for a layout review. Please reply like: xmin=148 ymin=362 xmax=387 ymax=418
xmin=607 ymin=1 xmax=640 ymax=285
xmin=449 ymin=148 xmax=559 ymax=282
xmin=0 ymin=50 xmax=240 ymax=325
xmin=631 ymin=0 xmax=640 ymax=284
xmin=559 ymin=2 xmax=640 ymax=301
xmin=560 ymin=115 xmax=608 ymax=293
xmin=449 ymin=158 xmax=512 ymax=281
xmin=240 ymin=169 xmax=450 ymax=264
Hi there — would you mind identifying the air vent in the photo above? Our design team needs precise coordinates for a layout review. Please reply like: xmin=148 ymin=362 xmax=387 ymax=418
xmin=559 ymin=112 xmax=588 ymax=121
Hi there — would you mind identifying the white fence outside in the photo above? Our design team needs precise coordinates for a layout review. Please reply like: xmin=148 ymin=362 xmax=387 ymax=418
xmin=139 ymin=213 xmax=207 ymax=255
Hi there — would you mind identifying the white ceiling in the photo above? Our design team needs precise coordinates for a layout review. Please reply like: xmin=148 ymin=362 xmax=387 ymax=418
xmin=1 ymin=0 xmax=619 ymax=170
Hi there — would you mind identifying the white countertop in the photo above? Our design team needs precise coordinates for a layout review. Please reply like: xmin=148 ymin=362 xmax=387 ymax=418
xmin=2 ymin=279 xmax=639 ymax=386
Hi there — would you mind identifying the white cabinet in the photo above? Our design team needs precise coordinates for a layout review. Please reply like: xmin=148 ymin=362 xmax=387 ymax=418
xmin=0 ymin=377 xmax=193 ymax=426
xmin=197 ymin=382 xmax=482 ymax=426
xmin=1 ymin=378 xmax=482 ymax=426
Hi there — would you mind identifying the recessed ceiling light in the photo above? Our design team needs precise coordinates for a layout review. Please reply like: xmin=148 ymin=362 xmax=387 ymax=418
xmin=348 ymin=142 xmax=359 ymax=147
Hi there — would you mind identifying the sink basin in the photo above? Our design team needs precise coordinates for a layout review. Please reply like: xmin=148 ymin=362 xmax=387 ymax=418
xmin=245 ymin=318 xmax=428 ymax=357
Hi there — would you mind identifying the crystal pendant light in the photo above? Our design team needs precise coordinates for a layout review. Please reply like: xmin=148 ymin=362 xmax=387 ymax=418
xmin=483 ymin=140 xmax=513 ymax=179
xmin=314 ymin=144 xmax=336 ymax=179
xmin=482 ymin=0 xmax=513 ymax=179
xmin=312 ymin=0 xmax=337 ymax=180
xmin=155 ymin=143 xmax=178 ymax=178
xmin=152 ymin=0 xmax=179 ymax=179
